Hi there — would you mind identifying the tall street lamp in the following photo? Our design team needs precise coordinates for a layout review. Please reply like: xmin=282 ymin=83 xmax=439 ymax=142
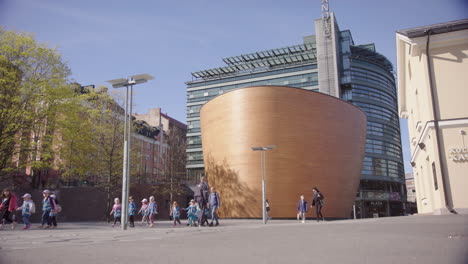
xmin=107 ymin=74 xmax=154 ymax=230
xmin=251 ymin=145 xmax=276 ymax=224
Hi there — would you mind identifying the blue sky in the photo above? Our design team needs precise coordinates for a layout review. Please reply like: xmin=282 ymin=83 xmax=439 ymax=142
xmin=2 ymin=0 xmax=467 ymax=173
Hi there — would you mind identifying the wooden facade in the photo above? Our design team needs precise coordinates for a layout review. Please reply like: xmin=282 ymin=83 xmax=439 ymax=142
xmin=200 ymin=86 xmax=367 ymax=218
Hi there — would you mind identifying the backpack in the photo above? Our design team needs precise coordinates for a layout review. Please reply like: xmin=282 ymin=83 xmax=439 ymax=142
xmin=29 ymin=201 xmax=36 ymax=214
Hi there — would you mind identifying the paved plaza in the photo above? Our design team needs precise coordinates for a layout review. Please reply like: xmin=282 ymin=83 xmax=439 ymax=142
xmin=0 ymin=215 xmax=467 ymax=264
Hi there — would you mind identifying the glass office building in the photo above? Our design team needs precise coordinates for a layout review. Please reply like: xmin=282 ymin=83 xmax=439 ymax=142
xmin=186 ymin=13 xmax=406 ymax=218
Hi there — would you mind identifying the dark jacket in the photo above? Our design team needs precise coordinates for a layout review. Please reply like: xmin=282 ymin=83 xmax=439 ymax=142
xmin=312 ymin=192 xmax=324 ymax=206
xmin=297 ymin=199 xmax=308 ymax=212
xmin=194 ymin=182 xmax=209 ymax=203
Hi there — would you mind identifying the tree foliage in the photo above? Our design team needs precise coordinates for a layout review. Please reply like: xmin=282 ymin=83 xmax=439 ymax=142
xmin=0 ymin=28 xmax=72 ymax=186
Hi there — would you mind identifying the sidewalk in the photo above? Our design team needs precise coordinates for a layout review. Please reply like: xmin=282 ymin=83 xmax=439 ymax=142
xmin=1 ymin=215 xmax=467 ymax=264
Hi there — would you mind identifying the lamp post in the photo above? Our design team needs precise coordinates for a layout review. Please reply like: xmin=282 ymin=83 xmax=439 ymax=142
xmin=251 ymin=145 xmax=276 ymax=224
xmin=107 ymin=74 xmax=154 ymax=230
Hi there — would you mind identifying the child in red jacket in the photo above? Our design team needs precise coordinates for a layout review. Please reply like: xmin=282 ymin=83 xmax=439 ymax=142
xmin=0 ymin=188 xmax=18 ymax=230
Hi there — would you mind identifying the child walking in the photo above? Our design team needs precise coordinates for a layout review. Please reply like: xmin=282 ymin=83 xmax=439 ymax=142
xmin=110 ymin=198 xmax=121 ymax=227
xmin=16 ymin=193 xmax=35 ymax=230
xmin=50 ymin=194 xmax=60 ymax=228
xmin=184 ymin=200 xmax=198 ymax=227
xmin=0 ymin=188 xmax=18 ymax=230
xmin=128 ymin=196 xmax=136 ymax=228
xmin=148 ymin=196 xmax=158 ymax=227
xmin=297 ymin=195 xmax=308 ymax=224
xmin=170 ymin=201 xmax=182 ymax=227
xmin=41 ymin=190 xmax=56 ymax=229
xmin=139 ymin=198 xmax=149 ymax=226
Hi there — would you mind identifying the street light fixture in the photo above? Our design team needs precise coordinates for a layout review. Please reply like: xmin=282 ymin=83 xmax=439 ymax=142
xmin=107 ymin=73 xmax=154 ymax=230
xmin=251 ymin=145 xmax=276 ymax=224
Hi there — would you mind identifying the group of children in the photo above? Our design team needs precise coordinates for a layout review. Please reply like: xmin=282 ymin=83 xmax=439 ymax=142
xmin=0 ymin=188 xmax=61 ymax=230
xmin=110 ymin=196 xmax=212 ymax=228
xmin=110 ymin=196 xmax=159 ymax=228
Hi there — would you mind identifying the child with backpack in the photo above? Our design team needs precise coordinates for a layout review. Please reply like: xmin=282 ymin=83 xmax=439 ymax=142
xmin=170 ymin=201 xmax=182 ymax=227
xmin=128 ymin=196 xmax=136 ymax=228
xmin=16 ymin=193 xmax=35 ymax=230
xmin=110 ymin=198 xmax=121 ymax=227
xmin=41 ymin=190 xmax=56 ymax=229
xmin=50 ymin=194 xmax=61 ymax=228
xmin=139 ymin=198 xmax=149 ymax=227
xmin=184 ymin=200 xmax=198 ymax=227
xmin=148 ymin=196 xmax=158 ymax=228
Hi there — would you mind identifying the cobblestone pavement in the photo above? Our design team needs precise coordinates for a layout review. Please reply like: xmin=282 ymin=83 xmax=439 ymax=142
xmin=0 ymin=215 xmax=467 ymax=264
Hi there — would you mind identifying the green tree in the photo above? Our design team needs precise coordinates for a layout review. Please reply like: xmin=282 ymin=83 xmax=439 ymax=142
xmin=55 ymin=84 xmax=97 ymax=187
xmin=0 ymin=57 xmax=23 ymax=179
xmin=0 ymin=28 xmax=72 ymax=187
xmin=164 ymin=126 xmax=188 ymax=202
xmin=86 ymin=89 xmax=125 ymax=219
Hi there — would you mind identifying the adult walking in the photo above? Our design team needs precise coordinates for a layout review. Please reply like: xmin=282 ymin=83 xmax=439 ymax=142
xmin=208 ymin=187 xmax=221 ymax=226
xmin=311 ymin=187 xmax=325 ymax=222
xmin=194 ymin=176 xmax=209 ymax=226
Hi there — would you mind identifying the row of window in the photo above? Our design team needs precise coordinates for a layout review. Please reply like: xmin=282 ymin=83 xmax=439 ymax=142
xmin=188 ymin=151 xmax=203 ymax=161
xmin=187 ymin=73 xmax=318 ymax=100
xmin=367 ymin=125 xmax=401 ymax=143
xmin=351 ymin=75 xmax=394 ymax=94
xmin=367 ymin=138 xmax=402 ymax=153
xmin=187 ymin=128 xmax=201 ymax=133
xmin=352 ymin=83 xmax=396 ymax=102
xmin=187 ymin=105 xmax=203 ymax=116
xmin=367 ymin=120 xmax=400 ymax=133
xmin=187 ymin=120 xmax=200 ymax=128
xmin=361 ymin=157 xmax=404 ymax=178
xmin=352 ymin=87 xmax=396 ymax=108
xmin=354 ymin=102 xmax=399 ymax=125
xmin=350 ymin=69 xmax=395 ymax=93
xmin=351 ymin=59 xmax=395 ymax=80
xmin=187 ymin=64 xmax=317 ymax=88
xmin=187 ymin=81 xmax=318 ymax=104
xmin=188 ymin=136 xmax=202 ymax=146
xmin=365 ymin=142 xmax=402 ymax=159
xmin=351 ymin=64 xmax=395 ymax=87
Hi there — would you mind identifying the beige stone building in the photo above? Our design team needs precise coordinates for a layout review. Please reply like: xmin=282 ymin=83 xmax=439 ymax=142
xmin=396 ymin=19 xmax=468 ymax=215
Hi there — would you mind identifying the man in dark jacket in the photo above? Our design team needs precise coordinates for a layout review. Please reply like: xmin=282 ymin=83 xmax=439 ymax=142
xmin=194 ymin=177 xmax=209 ymax=226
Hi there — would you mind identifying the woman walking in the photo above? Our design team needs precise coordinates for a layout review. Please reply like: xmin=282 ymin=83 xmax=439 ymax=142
xmin=311 ymin=187 xmax=325 ymax=222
